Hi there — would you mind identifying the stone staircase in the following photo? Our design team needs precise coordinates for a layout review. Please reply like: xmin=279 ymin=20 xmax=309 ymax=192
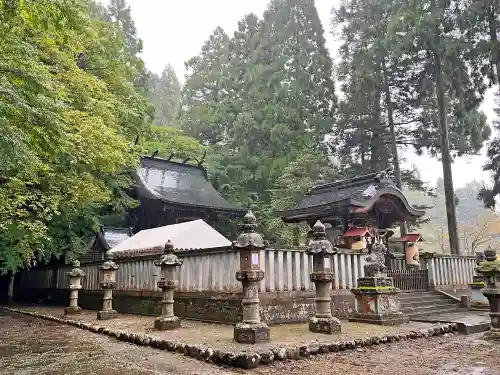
xmin=398 ymin=291 xmax=465 ymax=321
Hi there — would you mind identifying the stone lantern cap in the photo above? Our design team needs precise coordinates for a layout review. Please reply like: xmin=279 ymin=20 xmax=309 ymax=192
xmin=306 ymin=220 xmax=337 ymax=256
xmin=475 ymin=251 xmax=486 ymax=266
xmin=232 ymin=210 xmax=268 ymax=251
xmin=153 ymin=240 xmax=183 ymax=267
xmin=68 ymin=260 xmax=86 ymax=278
xmin=100 ymin=251 xmax=119 ymax=271
xmin=476 ymin=248 xmax=500 ymax=274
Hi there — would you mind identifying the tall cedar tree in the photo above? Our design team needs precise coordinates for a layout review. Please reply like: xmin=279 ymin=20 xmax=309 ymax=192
xmin=465 ymin=0 xmax=500 ymax=208
xmin=386 ymin=0 xmax=490 ymax=254
xmin=148 ymin=64 xmax=181 ymax=126
xmin=180 ymin=1 xmax=338 ymax=242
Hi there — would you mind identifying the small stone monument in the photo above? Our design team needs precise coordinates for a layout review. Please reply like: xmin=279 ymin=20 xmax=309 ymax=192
xmin=469 ymin=251 xmax=488 ymax=310
xmin=233 ymin=210 xmax=270 ymax=344
xmin=349 ymin=243 xmax=408 ymax=325
xmin=65 ymin=260 xmax=85 ymax=315
xmin=154 ymin=240 xmax=183 ymax=330
xmin=476 ymin=247 xmax=500 ymax=340
xmin=97 ymin=251 xmax=119 ymax=320
xmin=306 ymin=220 xmax=341 ymax=334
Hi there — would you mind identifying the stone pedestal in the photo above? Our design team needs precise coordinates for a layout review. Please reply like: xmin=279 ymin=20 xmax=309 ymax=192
xmin=469 ymin=275 xmax=489 ymax=310
xmin=154 ymin=280 xmax=181 ymax=330
xmin=65 ymin=260 xmax=85 ymax=315
xmin=350 ymin=276 xmax=409 ymax=325
xmin=234 ymin=270 xmax=270 ymax=343
xmin=233 ymin=211 xmax=270 ymax=344
xmin=307 ymin=221 xmax=341 ymax=334
xmin=97 ymin=287 xmax=118 ymax=320
xmin=350 ymin=243 xmax=408 ymax=326
xmin=154 ymin=240 xmax=183 ymax=331
xmin=97 ymin=252 xmax=119 ymax=320
xmin=476 ymin=248 xmax=500 ymax=340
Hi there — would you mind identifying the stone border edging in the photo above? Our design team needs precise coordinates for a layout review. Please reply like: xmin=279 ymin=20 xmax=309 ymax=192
xmin=3 ymin=307 xmax=458 ymax=370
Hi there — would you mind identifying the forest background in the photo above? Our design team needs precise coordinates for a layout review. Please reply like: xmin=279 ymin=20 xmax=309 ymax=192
xmin=3 ymin=0 xmax=500 ymax=274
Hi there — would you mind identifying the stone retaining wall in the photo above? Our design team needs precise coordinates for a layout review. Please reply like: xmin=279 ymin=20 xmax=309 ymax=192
xmin=15 ymin=287 xmax=355 ymax=324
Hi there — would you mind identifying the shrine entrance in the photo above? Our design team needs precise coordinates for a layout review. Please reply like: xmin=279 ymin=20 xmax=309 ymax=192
xmin=279 ymin=169 xmax=430 ymax=292
xmin=387 ymin=269 xmax=429 ymax=292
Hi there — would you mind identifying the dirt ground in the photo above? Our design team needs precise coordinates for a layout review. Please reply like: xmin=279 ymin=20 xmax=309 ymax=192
xmin=2 ymin=309 xmax=500 ymax=375
xmin=0 ymin=311 xmax=232 ymax=375
xmin=20 ymin=306 xmax=435 ymax=352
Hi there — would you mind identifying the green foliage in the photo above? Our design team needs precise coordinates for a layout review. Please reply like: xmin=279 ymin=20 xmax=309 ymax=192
xmin=141 ymin=125 xmax=205 ymax=160
xmin=0 ymin=0 xmax=150 ymax=273
xmin=332 ymin=0 xmax=491 ymax=172
xmin=148 ymin=64 xmax=181 ymax=126
xmin=180 ymin=1 xmax=337 ymax=241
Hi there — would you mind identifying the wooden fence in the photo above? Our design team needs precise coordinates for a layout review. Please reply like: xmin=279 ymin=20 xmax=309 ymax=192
xmin=16 ymin=249 xmax=477 ymax=294
xmin=388 ymin=269 xmax=429 ymax=292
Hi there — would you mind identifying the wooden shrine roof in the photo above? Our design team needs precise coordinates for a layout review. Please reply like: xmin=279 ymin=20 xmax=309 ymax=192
xmin=135 ymin=156 xmax=246 ymax=214
xmin=279 ymin=169 xmax=425 ymax=223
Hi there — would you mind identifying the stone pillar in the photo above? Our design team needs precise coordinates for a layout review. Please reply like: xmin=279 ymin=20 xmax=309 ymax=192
xmin=476 ymin=248 xmax=500 ymax=340
xmin=469 ymin=251 xmax=488 ymax=310
xmin=349 ymin=243 xmax=409 ymax=325
xmin=65 ymin=260 xmax=86 ymax=315
xmin=97 ymin=251 xmax=119 ymax=320
xmin=307 ymin=221 xmax=341 ymax=334
xmin=154 ymin=240 xmax=183 ymax=330
xmin=233 ymin=211 xmax=270 ymax=344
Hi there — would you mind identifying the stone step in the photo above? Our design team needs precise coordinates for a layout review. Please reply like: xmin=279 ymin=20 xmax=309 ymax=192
xmin=408 ymin=306 xmax=464 ymax=319
xmin=403 ymin=302 xmax=461 ymax=314
xmin=397 ymin=291 xmax=444 ymax=299
xmin=400 ymin=297 xmax=458 ymax=307
xmin=398 ymin=293 xmax=457 ymax=303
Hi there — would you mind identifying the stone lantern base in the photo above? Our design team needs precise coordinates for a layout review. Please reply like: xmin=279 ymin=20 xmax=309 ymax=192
xmin=349 ymin=276 xmax=409 ymax=326
xmin=234 ymin=322 xmax=270 ymax=344
xmin=309 ymin=316 xmax=341 ymax=334
xmin=97 ymin=309 xmax=118 ymax=320
xmin=154 ymin=316 xmax=181 ymax=331
xmin=64 ymin=306 xmax=82 ymax=315
xmin=470 ymin=276 xmax=489 ymax=310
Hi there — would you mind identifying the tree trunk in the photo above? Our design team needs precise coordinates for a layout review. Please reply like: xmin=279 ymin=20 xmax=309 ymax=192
xmin=435 ymin=52 xmax=460 ymax=255
xmin=382 ymin=60 xmax=407 ymax=240
xmin=370 ymin=78 xmax=383 ymax=173
xmin=487 ymin=5 xmax=500 ymax=83
xmin=7 ymin=273 xmax=14 ymax=305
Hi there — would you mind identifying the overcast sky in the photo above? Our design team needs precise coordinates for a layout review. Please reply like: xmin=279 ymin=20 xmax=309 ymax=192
xmin=124 ymin=0 xmax=496 ymax=188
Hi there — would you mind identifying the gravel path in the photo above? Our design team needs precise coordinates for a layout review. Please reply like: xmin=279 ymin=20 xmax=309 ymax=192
xmin=2 ymin=310 xmax=500 ymax=375
xmin=247 ymin=333 xmax=500 ymax=375
xmin=0 ymin=311 xmax=232 ymax=375
xmin=20 ymin=306 xmax=435 ymax=352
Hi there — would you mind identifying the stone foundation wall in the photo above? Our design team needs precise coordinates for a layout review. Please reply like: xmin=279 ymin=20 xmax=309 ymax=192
xmin=14 ymin=288 xmax=355 ymax=324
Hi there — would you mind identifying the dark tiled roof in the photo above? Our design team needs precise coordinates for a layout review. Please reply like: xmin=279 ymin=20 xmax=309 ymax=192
xmin=297 ymin=180 xmax=379 ymax=209
xmin=136 ymin=156 xmax=245 ymax=212
xmin=279 ymin=170 xmax=425 ymax=221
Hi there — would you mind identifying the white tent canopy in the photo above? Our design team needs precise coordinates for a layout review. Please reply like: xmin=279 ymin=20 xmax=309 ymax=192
xmin=109 ymin=219 xmax=232 ymax=257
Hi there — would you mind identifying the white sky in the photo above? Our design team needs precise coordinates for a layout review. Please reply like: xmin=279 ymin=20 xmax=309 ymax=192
xmin=125 ymin=0 xmax=497 ymax=188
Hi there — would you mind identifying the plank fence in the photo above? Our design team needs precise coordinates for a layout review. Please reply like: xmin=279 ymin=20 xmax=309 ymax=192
xmin=17 ymin=249 xmax=477 ymax=294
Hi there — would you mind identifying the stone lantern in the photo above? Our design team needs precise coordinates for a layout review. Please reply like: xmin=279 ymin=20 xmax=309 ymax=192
xmin=97 ymin=251 xmax=119 ymax=320
xmin=469 ymin=251 xmax=488 ymax=309
xmin=233 ymin=210 xmax=270 ymax=344
xmin=153 ymin=240 xmax=183 ymax=330
xmin=65 ymin=260 xmax=86 ymax=315
xmin=349 ymin=243 xmax=408 ymax=325
xmin=306 ymin=220 xmax=341 ymax=334
xmin=475 ymin=247 xmax=500 ymax=339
